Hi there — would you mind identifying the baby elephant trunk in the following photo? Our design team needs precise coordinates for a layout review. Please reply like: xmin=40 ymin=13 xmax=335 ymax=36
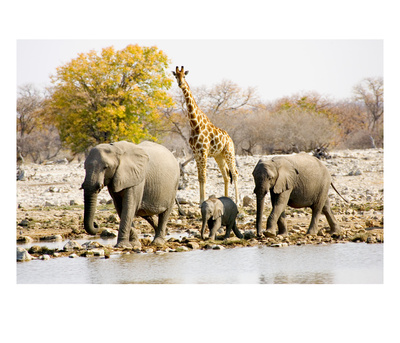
xmin=201 ymin=216 xmax=208 ymax=240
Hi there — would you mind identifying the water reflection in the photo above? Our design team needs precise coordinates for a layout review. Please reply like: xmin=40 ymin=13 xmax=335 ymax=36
xmin=259 ymin=272 xmax=333 ymax=284
xmin=17 ymin=243 xmax=383 ymax=284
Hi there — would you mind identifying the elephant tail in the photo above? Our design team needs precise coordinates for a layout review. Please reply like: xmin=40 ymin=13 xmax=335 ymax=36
xmin=331 ymin=183 xmax=349 ymax=203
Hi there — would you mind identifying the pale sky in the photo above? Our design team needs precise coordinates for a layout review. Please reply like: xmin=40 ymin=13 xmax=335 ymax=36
xmin=17 ymin=39 xmax=383 ymax=102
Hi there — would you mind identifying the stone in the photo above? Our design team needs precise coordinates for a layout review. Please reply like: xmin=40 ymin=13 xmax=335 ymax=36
xmin=18 ymin=219 xmax=29 ymax=227
xmin=176 ymin=246 xmax=189 ymax=252
xmin=18 ymin=236 xmax=34 ymax=243
xmin=91 ymin=248 xmax=105 ymax=257
xmin=242 ymin=195 xmax=254 ymax=207
xmin=69 ymin=253 xmax=79 ymax=258
xmin=244 ymin=230 xmax=256 ymax=239
xmin=63 ymin=240 xmax=82 ymax=251
xmin=213 ymin=245 xmax=225 ymax=250
xmin=40 ymin=254 xmax=51 ymax=260
xmin=100 ymin=228 xmax=118 ymax=238
xmin=28 ymin=245 xmax=42 ymax=254
xmin=17 ymin=247 xmax=33 ymax=261
xmin=271 ymin=243 xmax=288 ymax=248
xmin=42 ymin=235 xmax=63 ymax=242
xmin=70 ymin=199 xmax=83 ymax=206
xmin=82 ymin=241 xmax=104 ymax=249
xmin=187 ymin=242 xmax=200 ymax=250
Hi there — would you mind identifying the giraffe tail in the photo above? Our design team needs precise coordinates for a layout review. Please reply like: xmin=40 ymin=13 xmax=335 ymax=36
xmin=228 ymin=169 xmax=233 ymax=184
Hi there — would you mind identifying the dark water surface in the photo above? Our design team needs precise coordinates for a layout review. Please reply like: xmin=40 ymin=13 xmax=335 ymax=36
xmin=17 ymin=242 xmax=383 ymax=284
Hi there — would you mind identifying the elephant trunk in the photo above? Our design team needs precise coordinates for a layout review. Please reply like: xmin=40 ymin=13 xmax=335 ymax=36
xmin=255 ymin=195 xmax=265 ymax=237
xmin=83 ymin=190 xmax=99 ymax=235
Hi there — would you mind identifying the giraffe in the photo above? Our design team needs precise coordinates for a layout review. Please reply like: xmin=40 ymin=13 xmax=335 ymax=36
xmin=172 ymin=66 xmax=239 ymax=204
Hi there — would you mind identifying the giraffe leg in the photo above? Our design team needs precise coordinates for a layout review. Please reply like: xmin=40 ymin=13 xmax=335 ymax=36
xmin=214 ymin=156 xmax=230 ymax=198
xmin=195 ymin=153 xmax=207 ymax=204
xmin=223 ymin=148 xmax=239 ymax=204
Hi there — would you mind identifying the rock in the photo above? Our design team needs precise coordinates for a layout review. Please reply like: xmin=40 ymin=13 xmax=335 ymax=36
xmin=187 ymin=241 xmax=200 ymax=249
xmin=70 ymin=199 xmax=83 ymax=206
xmin=91 ymin=248 xmax=105 ymax=257
xmin=17 ymin=247 xmax=33 ymax=261
xmin=18 ymin=219 xmax=30 ymax=227
xmin=100 ymin=228 xmax=118 ymax=238
xmin=244 ymin=230 xmax=256 ymax=239
xmin=176 ymin=246 xmax=189 ymax=252
xmin=213 ymin=245 xmax=225 ymax=250
xmin=242 ymin=195 xmax=254 ymax=207
xmin=69 ymin=253 xmax=79 ymax=258
xmin=271 ymin=243 xmax=289 ymax=247
xmin=55 ymin=158 xmax=68 ymax=164
xmin=63 ymin=240 xmax=82 ymax=251
xmin=28 ymin=245 xmax=42 ymax=254
xmin=82 ymin=241 xmax=104 ymax=249
xmin=18 ymin=236 xmax=34 ymax=243
xmin=40 ymin=254 xmax=51 ymax=260
xmin=42 ymin=235 xmax=63 ymax=242
xmin=348 ymin=169 xmax=362 ymax=176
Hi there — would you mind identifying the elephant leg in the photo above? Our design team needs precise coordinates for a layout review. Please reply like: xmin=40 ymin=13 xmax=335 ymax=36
xmin=115 ymin=187 xmax=142 ymax=249
xmin=152 ymin=207 xmax=172 ymax=247
xmin=277 ymin=211 xmax=288 ymax=236
xmin=109 ymin=191 xmax=122 ymax=218
xmin=266 ymin=192 xmax=289 ymax=236
xmin=322 ymin=199 xmax=341 ymax=234
xmin=307 ymin=205 xmax=323 ymax=235
xmin=143 ymin=215 xmax=158 ymax=230
xmin=223 ymin=224 xmax=232 ymax=239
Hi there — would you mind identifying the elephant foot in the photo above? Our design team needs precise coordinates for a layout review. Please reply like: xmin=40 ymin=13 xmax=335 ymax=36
xmin=115 ymin=240 xmax=142 ymax=250
xmin=306 ymin=228 xmax=318 ymax=236
xmin=328 ymin=226 xmax=341 ymax=235
xmin=152 ymin=236 xmax=166 ymax=247
xmin=115 ymin=241 xmax=133 ymax=249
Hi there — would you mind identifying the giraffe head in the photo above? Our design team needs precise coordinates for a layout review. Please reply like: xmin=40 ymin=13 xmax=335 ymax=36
xmin=172 ymin=66 xmax=189 ymax=87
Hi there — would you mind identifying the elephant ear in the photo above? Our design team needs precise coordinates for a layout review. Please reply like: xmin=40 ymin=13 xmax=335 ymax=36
xmin=212 ymin=199 xmax=224 ymax=220
xmin=273 ymin=158 xmax=299 ymax=194
xmin=112 ymin=142 xmax=149 ymax=193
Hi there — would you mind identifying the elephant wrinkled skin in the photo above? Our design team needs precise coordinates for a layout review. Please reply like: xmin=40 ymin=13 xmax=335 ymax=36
xmin=200 ymin=196 xmax=243 ymax=240
xmin=81 ymin=141 xmax=180 ymax=248
xmin=252 ymin=153 xmax=343 ymax=237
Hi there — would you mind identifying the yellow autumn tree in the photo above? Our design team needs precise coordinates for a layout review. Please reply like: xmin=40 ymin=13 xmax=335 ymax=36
xmin=46 ymin=44 xmax=174 ymax=153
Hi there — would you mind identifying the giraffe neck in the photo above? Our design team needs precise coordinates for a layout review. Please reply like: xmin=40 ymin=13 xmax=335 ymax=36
xmin=180 ymin=81 xmax=209 ymax=129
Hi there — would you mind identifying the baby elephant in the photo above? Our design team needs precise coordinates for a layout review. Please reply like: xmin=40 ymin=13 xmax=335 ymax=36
xmin=200 ymin=196 xmax=243 ymax=240
xmin=253 ymin=153 xmax=346 ymax=237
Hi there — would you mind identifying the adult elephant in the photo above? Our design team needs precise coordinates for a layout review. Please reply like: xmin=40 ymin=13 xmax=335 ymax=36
xmin=252 ymin=153 xmax=346 ymax=237
xmin=81 ymin=141 xmax=180 ymax=248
